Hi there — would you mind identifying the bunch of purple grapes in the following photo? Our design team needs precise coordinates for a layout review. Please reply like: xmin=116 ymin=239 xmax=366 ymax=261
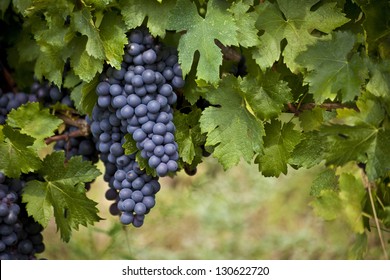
xmin=0 ymin=172 xmax=45 ymax=260
xmin=0 ymin=89 xmax=38 ymax=125
xmin=91 ymin=28 xmax=184 ymax=226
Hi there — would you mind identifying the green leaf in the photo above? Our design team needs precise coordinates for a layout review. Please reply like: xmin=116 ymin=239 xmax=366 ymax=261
xmin=23 ymin=151 xmax=101 ymax=242
xmin=310 ymin=168 xmax=338 ymax=197
xmin=34 ymin=45 xmax=65 ymax=87
xmin=70 ymin=37 xmax=103 ymax=82
xmin=366 ymin=61 xmax=390 ymax=107
xmin=296 ymin=31 xmax=368 ymax=102
xmin=123 ymin=134 xmax=138 ymax=155
xmin=72 ymin=9 xmax=105 ymax=60
xmin=357 ymin=1 xmax=390 ymax=56
xmin=289 ymin=131 xmax=326 ymax=168
xmin=229 ymin=0 xmax=259 ymax=48
xmin=254 ymin=0 xmax=349 ymax=71
xmin=6 ymin=102 xmax=63 ymax=148
xmin=167 ymin=0 xmax=238 ymax=84
xmin=121 ymin=0 xmax=176 ymax=37
xmin=338 ymin=173 xmax=366 ymax=233
xmin=0 ymin=125 xmax=42 ymax=178
xmin=311 ymin=189 xmax=342 ymax=220
xmin=321 ymin=95 xmax=390 ymax=180
xmin=348 ymin=233 xmax=367 ymax=260
xmin=299 ymin=107 xmax=336 ymax=132
xmin=200 ymin=75 xmax=264 ymax=169
xmin=256 ymin=119 xmax=301 ymax=177
xmin=99 ymin=11 xmax=128 ymax=69
xmin=72 ymin=75 xmax=99 ymax=116
xmin=241 ymin=69 xmax=292 ymax=120
xmin=174 ymin=109 xmax=205 ymax=165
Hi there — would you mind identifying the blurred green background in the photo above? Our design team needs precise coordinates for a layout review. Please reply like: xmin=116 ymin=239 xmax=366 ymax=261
xmin=39 ymin=158 xmax=387 ymax=260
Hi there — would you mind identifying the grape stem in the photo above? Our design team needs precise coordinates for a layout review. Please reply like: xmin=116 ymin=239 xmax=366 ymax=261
xmin=45 ymin=114 xmax=90 ymax=145
xmin=360 ymin=167 xmax=389 ymax=260
xmin=45 ymin=128 xmax=89 ymax=145
xmin=214 ymin=39 xmax=241 ymax=63
xmin=287 ymin=102 xmax=358 ymax=114
xmin=0 ymin=61 xmax=17 ymax=93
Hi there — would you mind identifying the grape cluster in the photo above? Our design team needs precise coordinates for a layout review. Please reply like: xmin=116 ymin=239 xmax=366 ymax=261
xmin=0 ymin=172 xmax=45 ymax=260
xmin=30 ymin=79 xmax=73 ymax=107
xmin=0 ymin=89 xmax=38 ymax=125
xmin=91 ymin=28 xmax=184 ymax=226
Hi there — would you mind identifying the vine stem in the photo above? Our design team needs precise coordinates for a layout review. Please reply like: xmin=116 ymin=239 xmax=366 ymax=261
xmin=45 ymin=114 xmax=90 ymax=145
xmin=361 ymin=169 xmax=389 ymax=259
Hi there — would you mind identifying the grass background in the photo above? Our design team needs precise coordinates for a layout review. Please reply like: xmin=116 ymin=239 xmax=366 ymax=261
xmin=39 ymin=158 xmax=387 ymax=260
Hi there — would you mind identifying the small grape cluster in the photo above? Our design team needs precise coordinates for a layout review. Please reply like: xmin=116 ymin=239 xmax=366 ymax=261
xmin=30 ymin=79 xmax=73 ymax=107
xmin=91 ymin=28 xmax=184 ymax=226
xmin=0 ymin=89 xmax=38 ymax=124
xmin=0 ymin=172 xmax=45 ymax=260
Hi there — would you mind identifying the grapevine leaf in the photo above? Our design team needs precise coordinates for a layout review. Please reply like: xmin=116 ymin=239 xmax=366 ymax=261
xmin=256 ymin=120 xmax=301 ymax=177
xmin=348 ymin=233 xmax=367 ymax=260
xmin=23 ymin=151 xmax=102 ymax=242
xmin=310 ymin=168 xmax=338 ymax=197
xmin=200 ymin=75 xmax=264 ymax=169
xmin=99 ymin=11 xmax=128 ymax=69
xmin=6 ymin=102 xmax=63 ymax=148
xmin=229 ymin=0 xmax=259 ymax=48
xmin=289 ymin=131 xmax=326 ymax=168
xmin=254 ymin=0 xmax=349 ymax=71
xmin=321 ymin=95 xmax=390 ymax=180
xmin=338 ymin=173 xmax=366 ymax=233
xmin=296 ymin=31 xmax=368 ymax=102
xmin=167 ymin=0 xmax=238 ymax=84
xmin=241 ymin=69 xmax=292 ymax=120
xmin=298 ymin=107 xmax=337 ymax=132
xmin=357 ymin=1 xmax=390 ymax=56
xmin=72 ymin=75 xmax=99 ymax=116
xmin=174 ymin=109 xmax=205 ymax=165
xmin=0 ymin=125 xmax=42 ymax=178
xmin=366 ymin=61 xmax=390 ymax=105
xmin=21 ymin=180 xmax=53 ymax=229
xmin=120 ymin=0 xmax=176 ymax=37
xmin=70 ymin=37 xmax=103 ymax=83
xmin=311 ymin=189 xmax=342 ymax=220
xmin=34 ymin=45 xmax=65 ymax=87
xmin=72 ymin=9 xmax=105 ymax=60
xmin=123 ymin=134 xmax=138 ymax=155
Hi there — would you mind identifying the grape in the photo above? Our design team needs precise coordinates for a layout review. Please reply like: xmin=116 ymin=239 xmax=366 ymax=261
xmin=142 ymin=69 xmax=156 ymax=84
xmin=128 ymin=43 xmax=143 ymax=56
xmin=153 ymin=123 xmax=167 ymax=135
xmin=122 ymin=199 xmax=136 ymax=212
xmin=147 ymin=100 xmax=161 ymax=113
xmin=132 ymin=75 xmax=144 ymax=87
xmin=112 ymin=95 xmax=127 ymax=108
xmin=159 ymin=84 xmax=173 ymax=97
xmin=96 ymin=82 xmax=110 ymax=96
xmin=49 ymin=87 xmax=62 ymax=101
xmin=135 ymin=104 xmax=148 ymax=117
xmin=142 ymin=196 xmax=156 ymax=209
xmin=134 ymin=203 xmax=147 ymax=215
xmin=120 ymin=212 xmax=134 ymax=225
xmin=142 ymin=49 xmax=157 ymax=64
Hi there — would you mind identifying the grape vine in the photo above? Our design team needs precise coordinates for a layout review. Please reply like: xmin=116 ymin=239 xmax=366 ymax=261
xmin=0 ymin=0 xmax=390 ymax=259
